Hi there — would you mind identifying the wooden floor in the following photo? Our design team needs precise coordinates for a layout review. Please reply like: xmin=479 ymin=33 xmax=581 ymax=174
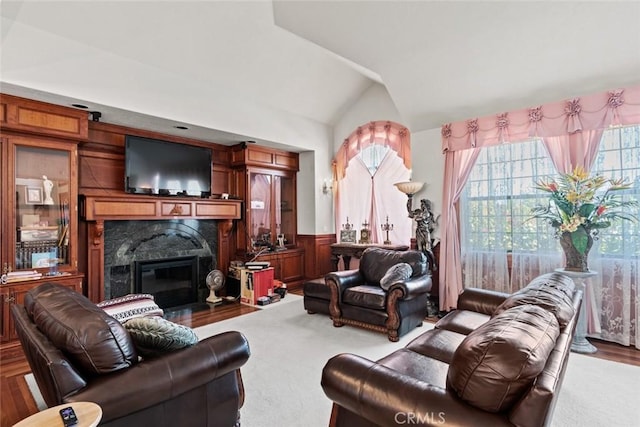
xmin=2 ymin=288 xmax=639 ymax=426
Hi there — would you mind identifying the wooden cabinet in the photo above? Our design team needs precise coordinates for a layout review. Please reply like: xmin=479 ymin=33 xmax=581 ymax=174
xmin=1 ymin=273 xmax=83 ymax=343
xmin=232 ymin=144 xmax=304 ymax=285
xmin=1 ymin=135 xmax=79 ymax=275
xmin=254 ymin=248 xmax=305 ymax=286
xmin=0 ymin=94 xmax=86 ymax=345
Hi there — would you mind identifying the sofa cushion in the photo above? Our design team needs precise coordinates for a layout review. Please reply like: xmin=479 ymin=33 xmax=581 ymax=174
xmin=379 ymin=263 xmax=413 ymax=290
xmin=303 ymin=278 xmax=331 ymax=300
xmin=342 ymin=285 xmax=387 ymax=310
xmin=435 ymin=310 xmax=490 ymax=335
xmin=447 ymin=304 xmax=560 ymax=413
xmin=493 ymin=272 xmax=576 ymax=328
xmin=25 ymin=282 xmax=138 ymax=376
xmin=97 ymin=293 xmax=164 ymax=323
xmin=125 ymin=316 xmax=199 ymax=358
xmin=405 ymin=328 xmax=467 ymax=364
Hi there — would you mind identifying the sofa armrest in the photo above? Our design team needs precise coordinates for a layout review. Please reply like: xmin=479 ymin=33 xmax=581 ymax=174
xmin=66 ymin=331 xmax=250 ymax=423
xmin=325 ymin=270 xmax=364 ymax=297
xmin=322 ymin=353 xmax=512 ymax=427
xmin=457 ymin=288 xmax=510 ymax=315
xmin=388 ymin=274 xmax=432 ymax=300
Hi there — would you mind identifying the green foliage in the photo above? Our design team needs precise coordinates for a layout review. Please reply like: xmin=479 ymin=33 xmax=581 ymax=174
xmin=529 ymin=166 xmax=638 ymax=247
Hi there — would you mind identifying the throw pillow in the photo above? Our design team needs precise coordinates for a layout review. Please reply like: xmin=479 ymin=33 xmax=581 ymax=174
xmin=379 ymin=263 xmax=413 ymax=290
xmin=125 ymin=317 xmax=199 ymax=358
xmin=97 ymin=294 xmax=164 ymax=323
xmin=447 ymin=304 xmax=559 ymax=413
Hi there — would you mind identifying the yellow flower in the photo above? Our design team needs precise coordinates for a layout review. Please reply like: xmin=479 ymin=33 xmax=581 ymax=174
xmin=565 ymin=192 xmax=580 ymax=203
xmin=571 ymin=165 xmax=589 ymax=181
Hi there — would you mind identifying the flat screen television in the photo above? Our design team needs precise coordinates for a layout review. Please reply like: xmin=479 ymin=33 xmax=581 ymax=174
xmin=125 ymin=135 xmax=212 ymax=197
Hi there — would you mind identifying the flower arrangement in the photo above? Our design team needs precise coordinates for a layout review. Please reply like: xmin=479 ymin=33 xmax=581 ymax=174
xmin=530 ymin=166 xmax=637 ymax=270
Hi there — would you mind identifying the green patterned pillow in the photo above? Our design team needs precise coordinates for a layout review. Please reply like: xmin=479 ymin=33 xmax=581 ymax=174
xmin=124 ymin=317 xmax=198 ymax=358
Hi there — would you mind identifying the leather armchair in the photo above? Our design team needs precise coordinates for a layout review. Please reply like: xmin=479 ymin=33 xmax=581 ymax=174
xmin=11 ymin=283 xmax=250 ymax=427
xmin=326 ymin=247 xmax=431 ymax=341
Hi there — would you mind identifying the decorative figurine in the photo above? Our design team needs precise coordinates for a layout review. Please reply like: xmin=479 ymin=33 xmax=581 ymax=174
xmin=407 ymin=198 xmax=439 ymax=269
xmin=42 ymin=175 xmax=54 ymax=205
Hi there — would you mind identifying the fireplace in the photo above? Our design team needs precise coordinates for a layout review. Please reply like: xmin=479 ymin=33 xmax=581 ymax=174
xmin=135 ymin=256 xmax=198 ymax=309
xmin=103 ymin=219 xmax=218 ymax=306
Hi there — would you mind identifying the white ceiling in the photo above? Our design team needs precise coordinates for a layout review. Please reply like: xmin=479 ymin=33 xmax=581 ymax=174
xmin=2 ymin=0 xmax=640 ymax=150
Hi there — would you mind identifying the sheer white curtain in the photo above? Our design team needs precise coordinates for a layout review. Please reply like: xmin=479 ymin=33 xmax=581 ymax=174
xmin=460 ymin=149 xmax=510 ymax=293
xmin=588 ymin=125 xmax=640 ymax=348
xmin=460 ymin=139 xmax=561 ymax=293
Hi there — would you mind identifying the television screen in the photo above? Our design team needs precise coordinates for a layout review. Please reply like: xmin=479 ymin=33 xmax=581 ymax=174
xmin=125 ymin=135 xmax=212 ymax=197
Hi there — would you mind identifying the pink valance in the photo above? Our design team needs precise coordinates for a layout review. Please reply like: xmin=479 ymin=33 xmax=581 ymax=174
xmin=334 ymin=121 xmax=411 ymax=180
xmin=441 ymin=86 xmax=640 ymax=152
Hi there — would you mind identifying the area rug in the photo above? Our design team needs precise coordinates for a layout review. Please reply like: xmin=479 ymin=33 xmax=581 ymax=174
xmin=27 ymin=298 xmax=640 ymax=426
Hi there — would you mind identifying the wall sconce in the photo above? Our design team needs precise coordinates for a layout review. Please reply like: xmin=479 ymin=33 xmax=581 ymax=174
xmin=322 ymin=179 xmax=334 ymax=195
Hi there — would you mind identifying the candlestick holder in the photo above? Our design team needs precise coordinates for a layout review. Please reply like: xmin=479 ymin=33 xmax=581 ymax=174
xmin=381 ymin=216 xmax=393 ymax=244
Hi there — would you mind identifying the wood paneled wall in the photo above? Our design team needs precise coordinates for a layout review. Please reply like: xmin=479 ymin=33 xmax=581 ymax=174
xmin=298 ymin=234 xmax=336 ymax=279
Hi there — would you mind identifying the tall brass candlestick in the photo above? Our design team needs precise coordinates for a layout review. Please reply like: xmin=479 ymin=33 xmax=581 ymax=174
xmin=381 ymin=216 xmax=394 ymax=245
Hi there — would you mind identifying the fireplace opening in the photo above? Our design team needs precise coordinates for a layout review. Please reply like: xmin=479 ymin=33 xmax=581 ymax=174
xmin=135 ymin=256 xmax=198 ymax=309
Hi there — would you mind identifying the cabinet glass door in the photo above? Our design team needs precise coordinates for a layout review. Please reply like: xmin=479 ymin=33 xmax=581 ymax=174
xmin=250 ymin=172 xmax=272 ymax=247
xmin=13 ymin=143 xmax=72 ymax=272
xmin=275 ymin=175 xmax=295 ymax=248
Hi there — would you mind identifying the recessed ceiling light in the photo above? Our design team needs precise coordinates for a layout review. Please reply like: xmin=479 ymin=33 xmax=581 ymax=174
xmin=72 ymin=103 xmax=89 ymax=109
xmin=174 ymin=125 xmax=189 ymax=130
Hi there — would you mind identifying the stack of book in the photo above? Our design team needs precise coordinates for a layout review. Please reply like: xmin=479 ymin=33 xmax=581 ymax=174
xmin=2 ymin=270 xmax=42 ymax=283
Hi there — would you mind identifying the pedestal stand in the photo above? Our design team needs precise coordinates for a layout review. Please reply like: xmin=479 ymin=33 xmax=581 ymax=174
xmin=555 ymin=268 xmax=598 ymax=354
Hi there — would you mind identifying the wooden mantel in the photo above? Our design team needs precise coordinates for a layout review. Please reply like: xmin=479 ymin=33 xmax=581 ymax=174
xmin=79 ymin=194 xmax=242 ymax=221
xmin=78 ymin=194 xmax=242 ymax=302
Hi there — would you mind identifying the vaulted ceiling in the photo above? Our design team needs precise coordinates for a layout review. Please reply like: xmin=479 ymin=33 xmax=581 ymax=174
xmin=2 ymin=1 xmax=639 ymax=150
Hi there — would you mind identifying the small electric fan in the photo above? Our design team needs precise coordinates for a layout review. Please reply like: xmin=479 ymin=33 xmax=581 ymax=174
xmin=205 ymin=269 xmax=225 ymax=304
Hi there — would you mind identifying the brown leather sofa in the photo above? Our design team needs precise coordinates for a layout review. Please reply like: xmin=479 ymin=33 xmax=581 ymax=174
xmin=325 ymin=247 xmax=432 ymax=341
xmin=11 ymin=283 xmax=251 ymax=427
xmin=322 ymin=272 xmax=582 ymax=427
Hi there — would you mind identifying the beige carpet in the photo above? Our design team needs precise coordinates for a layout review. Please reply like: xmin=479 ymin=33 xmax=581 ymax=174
xmin=27 ymin=296 xmax=640 ymax=426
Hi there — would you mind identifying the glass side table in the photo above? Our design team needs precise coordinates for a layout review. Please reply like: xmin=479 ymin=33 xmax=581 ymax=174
xmin=555 ymin=268 xmax=598 ymax=354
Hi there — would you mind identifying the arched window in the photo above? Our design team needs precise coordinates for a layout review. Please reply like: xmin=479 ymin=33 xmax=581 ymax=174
xmin=333 ymin=121 xmax=412 ymax=247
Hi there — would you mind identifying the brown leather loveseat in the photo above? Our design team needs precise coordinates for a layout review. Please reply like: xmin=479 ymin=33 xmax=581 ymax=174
xmin=322 ymin=272 xmax=582 ymax=427
xmin=11 ymin=283 xmax=251 ymax=427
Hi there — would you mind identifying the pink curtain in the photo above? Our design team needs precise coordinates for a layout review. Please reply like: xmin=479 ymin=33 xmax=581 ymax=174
xmin=439 ymin=148 xmax=481 ymax=310
xmin=441 ymin=88 xmax=640 ymax=153
xmin=541 ymin=129 xmax=604 ymax=174
xmin=334 ymin=121 xmax=412 ymax=249
xmin=334 ymin=121 xmax=411 ymax=181
xmin=440 ymin=85 xmax=640 ymax=309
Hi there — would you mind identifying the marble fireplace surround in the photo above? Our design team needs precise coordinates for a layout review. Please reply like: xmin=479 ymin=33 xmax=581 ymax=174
xmin=79 ymin=195 xmax=241 ymax=303
xmin=104 ymin=219 xmax=217 ymax=303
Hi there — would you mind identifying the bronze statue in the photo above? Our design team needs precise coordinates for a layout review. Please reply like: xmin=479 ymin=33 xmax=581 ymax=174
xmin=407 ymin=198 xmax=439 ymax=269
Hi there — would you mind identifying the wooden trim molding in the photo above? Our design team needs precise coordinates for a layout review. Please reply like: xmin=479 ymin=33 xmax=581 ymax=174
xmin=79 ymin=195 xmax=242 ymax=221
xmin=0 ymin=93 xmax=88 ymax=140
